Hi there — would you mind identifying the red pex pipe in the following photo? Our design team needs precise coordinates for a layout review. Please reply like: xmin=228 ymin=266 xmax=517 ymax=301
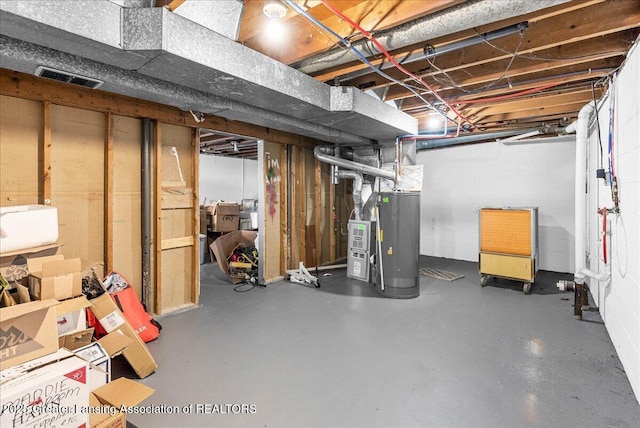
xmin=598 ymin=207 xmax=608 ymax=264
xmin=320 ymin=0 xmax=477 ymax=129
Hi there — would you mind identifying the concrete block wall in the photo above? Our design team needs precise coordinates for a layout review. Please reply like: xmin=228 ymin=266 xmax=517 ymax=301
xmin=586 ymin=41 xmax=639 ymax=402
xmin=416 ymin=136 xmax=576 ymax=273
xmin=199 ymin=155 xmax=258 ymax=204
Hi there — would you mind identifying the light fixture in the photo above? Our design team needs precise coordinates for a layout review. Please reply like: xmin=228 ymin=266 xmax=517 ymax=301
xmin=232 ymin=141 xmax=239 ymax=152
xmin=263 ymin=1 xmax=287 ymax=20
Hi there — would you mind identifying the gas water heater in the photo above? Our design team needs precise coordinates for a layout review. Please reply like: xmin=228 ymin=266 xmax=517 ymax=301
xmin=375 ymin=192 xmax=420 ymax=298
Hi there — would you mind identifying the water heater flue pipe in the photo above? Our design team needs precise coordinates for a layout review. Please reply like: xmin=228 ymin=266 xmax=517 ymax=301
xmin=313 ymin=146 xmax=395 ymax=181
xmin=336 ymin=170 xmax=363 ymax=220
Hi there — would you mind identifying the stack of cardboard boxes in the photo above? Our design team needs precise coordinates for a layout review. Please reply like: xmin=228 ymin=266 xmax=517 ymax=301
xmin=200 ymin=201 xmax=241 ymax=234
xmin=1 ymin=205 xmax=157 ymax=428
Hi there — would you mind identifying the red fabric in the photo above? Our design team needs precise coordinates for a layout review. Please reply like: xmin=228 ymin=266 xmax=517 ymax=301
xmin=110 ymin=286 xmax=160 ymax=343
xmin=86 ymin=307 xmax=108 ymax=339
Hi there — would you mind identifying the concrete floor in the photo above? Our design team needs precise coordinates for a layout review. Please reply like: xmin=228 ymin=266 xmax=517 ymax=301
xmin=124 ymin=256 xmax=640 ymax=428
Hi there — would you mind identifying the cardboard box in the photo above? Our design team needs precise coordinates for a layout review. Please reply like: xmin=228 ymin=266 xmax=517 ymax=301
xmin=71 ymin=332 xmax=132 ymax=392
xmin=0 ymin=349 xmax=89 ymax=428
xmin=56 ymin=295 xmax=91 ymax=336
xmin=59 ymin=328 xmax=94 ymax=351
xmin=28 ymin=257 xmax=82 ymax=301
xmin=90 ymin=378 xmax=154 ymax=428
xmin=206 ymin=202 xmax=240 ymax=232
xmin=210 ymin=230 xmax=258 ymax=284
xmin=88 ymin=294 xmax=157 ymax=378
xmin=0 ymin=243 xmax=61 ymax=288
xmin=0 ymin=299 xmax=59 ymax=370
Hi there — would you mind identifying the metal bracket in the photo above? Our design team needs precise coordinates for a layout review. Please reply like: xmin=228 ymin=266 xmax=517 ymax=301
xmin=288 ymin=262 xmax=320 ymax=288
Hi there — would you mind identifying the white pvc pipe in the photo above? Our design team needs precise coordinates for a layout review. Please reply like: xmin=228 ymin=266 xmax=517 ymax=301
xmin=573 ymin=102 xmax=596 ymax=273
xmin=575 ymin=267 xmax=610 ymax=283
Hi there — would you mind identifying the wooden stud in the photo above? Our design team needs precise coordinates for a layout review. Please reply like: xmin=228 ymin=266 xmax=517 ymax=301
xmin=41 ymin=101 xmax=52 ymax=205
xmin=191 ymin=127 xmax=200 ymax=305
xmin=314 ymin=158 xmax=322 ymax=267
xmin=105 ymin=113 xmax=114 ymax=272
xmin=161 ymin=236 xmax=195 ymax=250
xmin=297 ymin=147 xmax=306 ymax=265
xmin=154 ymin=121 xmax=163 ymax=314
xmin=329 ymin=170 xmax=336 ymax=262
xmin=290 ymin=146 xmax=299 ymax=266
xmin=279 ymin=144 xmax=288 ymax=273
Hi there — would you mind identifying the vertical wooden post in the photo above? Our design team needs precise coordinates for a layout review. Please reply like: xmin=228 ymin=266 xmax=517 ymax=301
xmin=290 ymin=146 xmax=299 ymax=266
xmin=104 ymin=113 xmax=114 ymax=272
xmin=329 ymin=176 xmax=336 ymax=261
xmin=297 ymin=147 xmax=306 ymax=264
xmin=191 ymin=128 xmax=200 ymax=305
xmin=154 ymin=122 xmax=163 ymax=314
xmin=41 ymin=101 xmax=52 ymax=205
xmin=279 ymin=145 xmax=288 ymax=273
xmin=314 ymin=158 xmax=322 ymax=267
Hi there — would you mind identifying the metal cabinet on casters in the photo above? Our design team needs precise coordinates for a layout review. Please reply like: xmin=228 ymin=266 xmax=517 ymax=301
xmin=478 ymin=207 xmax=539 ymax=294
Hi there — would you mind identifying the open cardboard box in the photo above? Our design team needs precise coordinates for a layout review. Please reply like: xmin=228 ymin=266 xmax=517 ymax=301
xmin=88 ymin=293 xmax=157 ymax=379
xmin=90 ymin=378 xmax=155 ymax=428
xmin=56 ymin=295 xmax=94 ymax=350
xmin=28 ymin=256 xmax=83 ymax=300
xmin=0 ymin=299 xmax=59 ymax=370
xmin=0 ymin=348 xmax=90 ymax=428
xmin=205 ymin=201 xmax=240 ymax=232
xmin=74 ymin=332 xmax=132 ymax=392
xmin=0 ymin=243 xmax=61 ymax=288
xmin=210 ymin=230 xmax=258 ymax=284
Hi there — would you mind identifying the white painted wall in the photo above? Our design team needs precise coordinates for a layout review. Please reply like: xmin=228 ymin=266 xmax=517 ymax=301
xmin=585 ymin=41 xmax=639 ymax=402
xmin=199 ymin=155 xmax=258 ymax=204
xmin=417 ymin=136 xmax=576 ymax=273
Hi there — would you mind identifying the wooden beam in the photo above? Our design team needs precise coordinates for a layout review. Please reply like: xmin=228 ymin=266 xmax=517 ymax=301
xmin=243 ymin=0 xmax=463 ymax=65
xmin=154 ymin=121 xmax=163 ymax=315
xmin=338 ymin=1 xmax=638 ymax=97
xmin=192 ymin=127 xmax=200 ymax=305
xmin=329 ymin=171 xmax=336 ymax=261
xmin=462 ymin=89 xmax=593 ymax=118
xmin=104 ymin=113 xmax=114 ymax=272
xmin=161 ymin=236 xmax=195 ymax=250
xmin=280 ymin=145 xmax=288 ymax=272
xmin=0 ymin=69 xmax=322 ymax=148
xmin=41 ymin=101 xmax=52 ymax=205
xmin=314 ymin=158 xmax=322 ymax=267
xmin=298 ymin=147 xmax=306 ymax=264
xmin=312 ymin=0 xmax=610 ymax=83
xmin=477 ymin=101 xmax=588 ymax=123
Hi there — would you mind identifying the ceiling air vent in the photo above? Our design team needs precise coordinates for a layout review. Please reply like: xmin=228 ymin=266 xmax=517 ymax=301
xmin=35 ymin=66 xmax=104 ymax=89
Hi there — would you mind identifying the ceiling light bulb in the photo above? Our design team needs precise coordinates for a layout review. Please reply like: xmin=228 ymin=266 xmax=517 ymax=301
xmin=263 ymin=1 xmax=287 ymax=20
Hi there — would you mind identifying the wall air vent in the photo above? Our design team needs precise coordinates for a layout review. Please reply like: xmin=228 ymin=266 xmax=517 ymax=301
xmin=35 ymin=66 xmax=104 ymax=89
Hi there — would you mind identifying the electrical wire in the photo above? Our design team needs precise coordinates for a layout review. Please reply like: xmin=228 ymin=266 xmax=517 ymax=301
xmin=591 ymin=82 xmax=605 ymax=168
xmin=454 ymin=81 xmax=562 ymax=105
xmin=474 ymin=28 xmax=626 ymax=63
xmin=282 ymin=0 xmax=449 ymax=125
xmin=318 ymin=0 xmax=476 ymax=128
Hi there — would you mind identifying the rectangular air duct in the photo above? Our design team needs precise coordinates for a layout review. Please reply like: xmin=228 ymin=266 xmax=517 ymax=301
xmin=35 ymin=65 xmax=103 ymax=89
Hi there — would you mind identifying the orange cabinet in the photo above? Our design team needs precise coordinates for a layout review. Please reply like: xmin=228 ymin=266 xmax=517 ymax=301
xmin=479 ymin=207 xmax=538 ymax=294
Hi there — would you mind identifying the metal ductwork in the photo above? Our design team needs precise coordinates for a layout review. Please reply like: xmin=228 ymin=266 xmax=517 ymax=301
xmin=0 ymin=35 xmax=374 ymax=145
xmin=336 ymin=170 xmax=363 ymax=221
xmin=294 ymin=0 xmax=570 ymax=75
xmin=0 ymin=1 xmax=418 ymax=144
xmin=313 ymin=146 xmax=395 ymax=181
